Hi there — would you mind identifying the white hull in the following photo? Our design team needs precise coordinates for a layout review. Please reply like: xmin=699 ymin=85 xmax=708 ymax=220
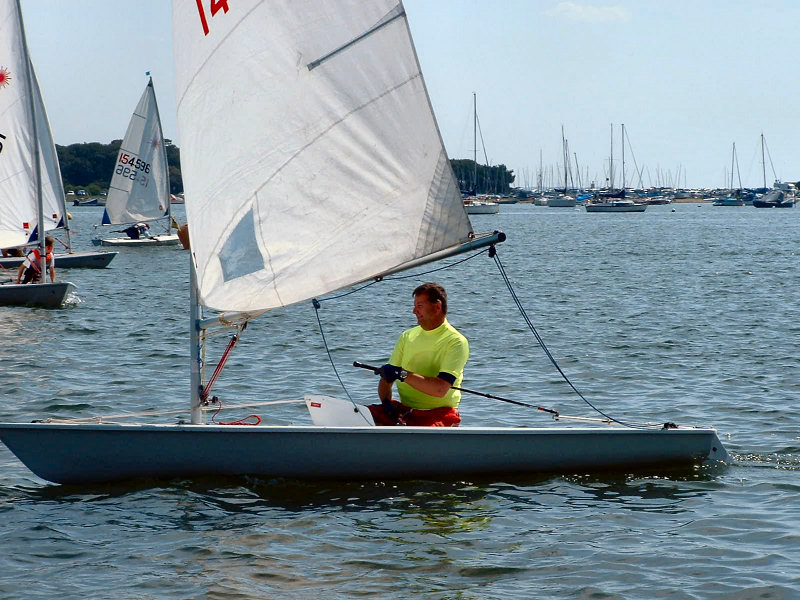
xmin=99 ymin=234 xmax=180 ymax=247
xmin=465 ymin=202 xmax=500 ymax=214
xmin=0 ymin=251 xmax=117 ymax=269
xmin=0 ymin=281 xmax=75 ymax=308
xmin=465 ymin=203 xmax=500 ymax=214
xmin=0 ymin=422 xmax=727 ymax=485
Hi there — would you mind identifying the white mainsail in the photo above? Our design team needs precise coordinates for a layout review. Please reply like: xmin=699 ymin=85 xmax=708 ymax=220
xmin=173 ymin=0 xmax=473 ymax=313
xmin=0 ymin=0 xmax=66 ymax=249
xmin=102 ymin=78 xmax=170 ymax=226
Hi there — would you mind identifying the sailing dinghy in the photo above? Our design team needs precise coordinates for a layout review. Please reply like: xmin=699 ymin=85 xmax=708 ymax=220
xmin=91 ymin=77 xmax=179 ymax=247
xmin=0 ymin=0 xmax=76 ymax=308
xmin=0 ymin=0 xmax=727 ymax=484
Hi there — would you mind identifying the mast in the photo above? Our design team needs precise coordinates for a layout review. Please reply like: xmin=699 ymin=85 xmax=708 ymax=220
xmin=621 ymin=123 xmax=626 ymax=190
xmin=561 ymin=125 xmax=568 ymax=191
xmin=761 ymin=133 xmax=766 ymax=189
xmin=472 ymin=92 xmax=477 ymax=194
xmin=609 ymin=123 xmax=614 ymax=191
xmin=538 ymin=149 xmax=543 ymax=192
xmin=148 ymin=75 xmax=172 ymax=228
xmin=735 ymin=143 xmax=742 ymax=190
xmin=730 ymin=143 xmax=735 ymax=190
xmin=190 ymin=255 xmax=203 ymax=424
xmin=15 ymin=0 xmax=45 ymax=276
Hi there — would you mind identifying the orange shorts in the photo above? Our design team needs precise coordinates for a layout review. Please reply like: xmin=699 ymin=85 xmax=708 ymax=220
xmin=368 ymin=400 xmax=461 ymax=427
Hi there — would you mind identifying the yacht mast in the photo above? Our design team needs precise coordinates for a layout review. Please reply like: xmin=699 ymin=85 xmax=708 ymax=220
xmin=621 ymin=123 xmax=626 ymax=190
xmin=609 ymin=123 xmax=614 ymax=190
xmin=472 ymin=92 xmax=477 ymax=193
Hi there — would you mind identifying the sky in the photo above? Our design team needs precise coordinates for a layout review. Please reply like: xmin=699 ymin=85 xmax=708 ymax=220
xmin=19 ymin=0 xmax=800 ymax=190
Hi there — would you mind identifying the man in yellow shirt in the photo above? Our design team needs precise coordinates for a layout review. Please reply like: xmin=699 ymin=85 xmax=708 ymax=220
xmin=369 ymin=282 xmax=469 ymax=426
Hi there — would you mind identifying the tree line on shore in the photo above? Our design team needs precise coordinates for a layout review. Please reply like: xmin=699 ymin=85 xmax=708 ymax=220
xmin=56 ymin=140 xmax=183 ymax=196
xmin=56 ymin=140 xmax=515 ymax=198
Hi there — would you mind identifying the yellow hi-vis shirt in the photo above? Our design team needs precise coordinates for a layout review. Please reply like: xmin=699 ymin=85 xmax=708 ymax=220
xmin=389 ymin=319 xmax=469 ymax=410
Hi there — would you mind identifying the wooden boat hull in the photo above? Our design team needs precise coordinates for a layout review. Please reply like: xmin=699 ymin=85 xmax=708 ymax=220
xmin=0 ymin=422 xmax=728 ymax=485
xmin=0 ymin=281 xmax=75 ymax=308
xmin=99 ymin=234 xmax=180 ymax=247
xmin=0 ymin=251 xmax=117 ymax=269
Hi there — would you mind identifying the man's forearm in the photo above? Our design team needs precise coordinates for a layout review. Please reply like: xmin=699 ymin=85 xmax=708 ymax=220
xmin=378 ymin=378 xmax=393 ymax=402
xmin=402 ymin=372 xmax=451 ymax=398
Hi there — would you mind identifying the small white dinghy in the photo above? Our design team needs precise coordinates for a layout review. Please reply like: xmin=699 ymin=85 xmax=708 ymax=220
xmin=0 ymin=0 xmax=728 ymax=484
xmin=98 ymin=234 xmax=179 ymax=247
xmin=92 ymin=76 xmax=178 ymax=247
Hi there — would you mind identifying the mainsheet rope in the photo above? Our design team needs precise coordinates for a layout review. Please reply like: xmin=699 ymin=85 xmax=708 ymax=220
xmin=489 ymin=248 xmax=648 ymax=429
xmin=311 ymin=247 xmax=493 ymax=409
xmin=312 ymin=244 xmax=650 ymax=429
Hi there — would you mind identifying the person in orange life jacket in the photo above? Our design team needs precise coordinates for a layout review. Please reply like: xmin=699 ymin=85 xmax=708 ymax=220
xmin=16 ymin=237 xmax=56 ymax=284
xmin=368 ymin=282 xmax=469 ymax=427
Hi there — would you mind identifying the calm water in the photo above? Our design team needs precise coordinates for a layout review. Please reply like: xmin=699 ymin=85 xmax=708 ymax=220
xmin=1 ymin=203 xmax=799 ymax=599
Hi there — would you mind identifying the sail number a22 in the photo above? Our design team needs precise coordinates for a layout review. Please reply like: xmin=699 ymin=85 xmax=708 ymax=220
xmin=116 ymin=152 xmax=151 ymax=187
xmin=195 ymin=0 xmax=229 ymax=36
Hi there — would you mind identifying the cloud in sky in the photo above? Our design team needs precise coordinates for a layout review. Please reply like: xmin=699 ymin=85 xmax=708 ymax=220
xmin=546 ymin=1 xmax=631 ymax=23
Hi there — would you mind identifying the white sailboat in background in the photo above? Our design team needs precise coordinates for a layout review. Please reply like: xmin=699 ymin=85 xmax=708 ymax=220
xmin=463 ymin=93 xmax=499 ymax=215
xmin=0 ymin=178 xmax=118 ymax=269
xmin=586 ymin=124 xmax=646 ymax=213
xmin=0 ymin=0 xmax=727 ymax=484
xmin=547 ymin=126 xmax=577 ymax=207
xmin=0 ymin=0 xmax=76 ymax=308
xmin=92 ymin=77 xmax=179 ymax=247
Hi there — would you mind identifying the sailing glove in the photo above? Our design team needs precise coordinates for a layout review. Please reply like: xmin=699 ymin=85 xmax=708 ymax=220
xmin=379 ymin=364 xmax=407 ymax=383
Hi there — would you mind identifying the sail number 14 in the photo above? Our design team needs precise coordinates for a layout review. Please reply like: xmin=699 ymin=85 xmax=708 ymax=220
xmin=195 ymin=0 xmax=229 ymax=36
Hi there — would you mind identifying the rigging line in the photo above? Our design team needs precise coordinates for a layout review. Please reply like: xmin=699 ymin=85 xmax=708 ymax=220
xmin=313 ymin=247 xmax=491 ymax=305
xmin=43 ymin=399 xmax=309 ymax=424
xmin=314 ymin=278 xmax=381 ymax=303
xmin=763 ymin=137 xmax=778 ymax=181
xmin=491 ymin=250 xmax=649 ymax=429
xmin=384 ymin=247 xmax=491 ymax=281
xmin=310 ymin=247 xmax=491 ymax=418
xmin=313 ymin=298 xmax=376 ymax=426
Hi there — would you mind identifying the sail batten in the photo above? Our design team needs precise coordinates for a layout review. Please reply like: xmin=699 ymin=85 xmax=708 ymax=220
xmin=174 ymin=0 xmax=473 ymax=313
xmin=307 ymin=5 xmax=406 ymax=70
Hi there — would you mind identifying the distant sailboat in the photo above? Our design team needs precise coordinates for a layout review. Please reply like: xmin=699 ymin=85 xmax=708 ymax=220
xmin=0 ymin=0 xmax=76 ymax=308
xmin=547 ymin=126 xmax=576 ymax=207
xmin=586 ymin=124 xmax=646 ymax=213
xmin=92 ymin=77 xmax=179 ymax=247
xmin=463 ymin=93 xmax=499 ymax=214
xmin=753 ymin=134 xmax=794 ymax=208
xmin=713 ymin=142 xmax=747 ymax=206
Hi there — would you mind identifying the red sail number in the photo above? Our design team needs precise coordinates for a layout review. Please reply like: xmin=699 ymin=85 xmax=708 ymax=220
xmin=195 ymin=0 xmax=230 ymax=36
